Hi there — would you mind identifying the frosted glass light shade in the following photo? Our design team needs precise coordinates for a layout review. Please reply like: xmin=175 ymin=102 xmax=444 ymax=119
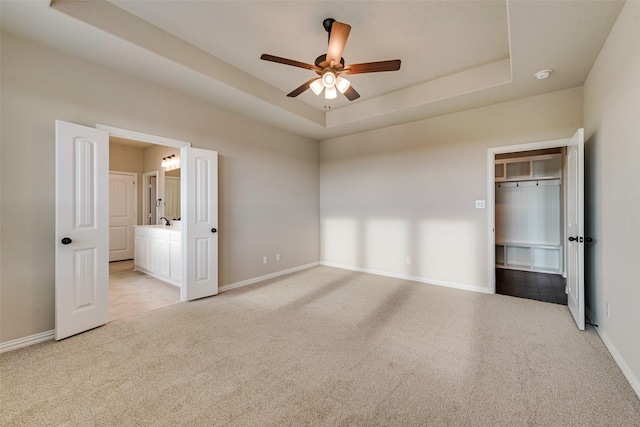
xmin=324 ymin=86 xmax=337 ymax=99
xmin=336 ymin=76 xmax=350 ymax=93
xmin=310 ymin=79 xmax=324 ymax=96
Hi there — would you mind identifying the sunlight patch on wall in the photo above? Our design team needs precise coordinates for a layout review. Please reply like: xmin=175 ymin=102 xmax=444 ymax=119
xmin=322 ymin=218 xmax=359 ymax=266
xmin=417 ymin=220 xmax=480 ymax=286
xmin=365 ymin=219 xmax=409 ymax=274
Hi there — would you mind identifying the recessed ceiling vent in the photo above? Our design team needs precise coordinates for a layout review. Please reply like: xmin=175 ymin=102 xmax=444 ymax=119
xmin=535 ymin=69 xmax=553 ymax=80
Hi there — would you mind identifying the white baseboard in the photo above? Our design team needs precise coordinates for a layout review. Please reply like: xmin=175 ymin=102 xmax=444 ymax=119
xmin=0 ymin=330 xmax=55 ymax=354
xmin=219 ymin=262 xmax=320 ymax=293
xmin=320 ymin=262 xmax=490 ymax=294
xmin=594 ymin=326 xmax=640 ymax=400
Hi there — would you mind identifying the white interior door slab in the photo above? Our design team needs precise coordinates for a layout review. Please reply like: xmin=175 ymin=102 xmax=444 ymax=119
xmin=182 ymin=147 xmax=218 ymax=301
xmin=566 ymin=128 xmax=585 ymax=330
xmin=55 ymin=120 xmax=109 ymax=340
xmin=109 ymin=172 xmax=136 ymax=261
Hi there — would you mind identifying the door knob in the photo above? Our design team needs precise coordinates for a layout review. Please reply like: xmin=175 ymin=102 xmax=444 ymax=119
xmin=568 ymin=236 xmax=578 ymax=242
xmin=61 ymin=237 xmax=72 ymax=245
xmin=211 ymin=228 xmax=217 ymax=233
xmin=586 ymin=237 xmax=593 ymax=243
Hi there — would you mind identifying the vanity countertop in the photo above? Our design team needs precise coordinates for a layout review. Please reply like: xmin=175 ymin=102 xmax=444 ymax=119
xmin=135 ymin=223 xmax=181 ymax=230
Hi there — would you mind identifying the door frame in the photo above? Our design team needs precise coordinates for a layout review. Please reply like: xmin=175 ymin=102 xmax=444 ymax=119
xmin=142 ymin=170 xmax=160 ymax=225
xmin=98 ymin=124 xmax=190 ymax=300
xmin=486 ymin=135 xmax=573 ymax=294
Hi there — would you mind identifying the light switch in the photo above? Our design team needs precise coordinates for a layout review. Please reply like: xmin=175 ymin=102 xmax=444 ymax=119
xmin=475 ymin=200 xmax=486 ymax=209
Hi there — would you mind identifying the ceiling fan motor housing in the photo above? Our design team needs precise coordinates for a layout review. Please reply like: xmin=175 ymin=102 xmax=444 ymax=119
xmin=315 ymin=54 xmax=345 ymax=69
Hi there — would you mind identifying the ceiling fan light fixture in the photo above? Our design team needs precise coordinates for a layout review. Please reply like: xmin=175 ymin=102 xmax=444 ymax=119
xmin=260 ymin=19 xmax=401 ymax=102
xmin=324 ymin=86 xmax=337 ymax=99
xmin=336 ymin=76 xmax=351 ymax=94
xmin=322 ymin=70 xmax=336 ymax=88
xmin=310 ymin=78 xmax=324 ymax=95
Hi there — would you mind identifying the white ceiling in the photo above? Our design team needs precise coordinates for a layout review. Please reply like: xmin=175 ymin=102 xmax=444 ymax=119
xmin=1 ymin=0 xmax=624 ymax=140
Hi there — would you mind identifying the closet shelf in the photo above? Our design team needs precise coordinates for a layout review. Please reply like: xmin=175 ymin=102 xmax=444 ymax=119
xmin=495 ymin=242 xmax=563 ymax=274
xmin=497 ymin=176 xmax=560 ymax=183
xmin=495 ymin=153 xmax=562 ymax=182
xmin=496 ymin=240 xmax=561 ymax=249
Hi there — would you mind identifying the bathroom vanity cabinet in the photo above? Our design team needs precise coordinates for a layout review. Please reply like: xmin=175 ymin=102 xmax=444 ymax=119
xmin=134 ymin=225 xmax=182 ymax=287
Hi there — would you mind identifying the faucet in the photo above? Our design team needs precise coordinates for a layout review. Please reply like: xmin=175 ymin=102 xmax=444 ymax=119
xmin=159 ymin=217 xmax=170 ymax=226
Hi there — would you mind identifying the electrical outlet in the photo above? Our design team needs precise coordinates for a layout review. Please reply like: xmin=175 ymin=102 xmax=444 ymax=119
xmin=276 ymin=254 xmax=281 ymax=261
xmin=263 ymin=256 xmax=268 ymax=265
xmin=405 ymin=256 xmax=411 ymax=265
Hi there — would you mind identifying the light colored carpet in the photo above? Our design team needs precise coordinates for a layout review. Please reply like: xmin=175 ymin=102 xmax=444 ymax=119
xmin=2 ymin=266 xmax=639 ymax=426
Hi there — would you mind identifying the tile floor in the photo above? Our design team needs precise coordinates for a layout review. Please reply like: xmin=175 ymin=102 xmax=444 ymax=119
xmin=109 ymin=260 xmax=180 ymax=322
xmin=496 ymin=268 xmax=567 ymax=305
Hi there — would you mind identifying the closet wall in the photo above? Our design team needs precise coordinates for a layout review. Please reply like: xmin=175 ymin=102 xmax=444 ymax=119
xmin=495 ymin=148 xmax=564 ymax=274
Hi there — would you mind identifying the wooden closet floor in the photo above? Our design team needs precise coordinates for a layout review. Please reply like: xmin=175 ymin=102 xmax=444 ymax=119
xmin=496 ymin=269 xmax=567 ymax=305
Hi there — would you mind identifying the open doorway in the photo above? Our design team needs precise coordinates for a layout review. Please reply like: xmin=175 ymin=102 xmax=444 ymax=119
xmin=493 ymin=147 xmax=567 ymax=305
xmin=56 ymin=120 xmax=219 ymax=340
xmin=486 ymin=128 xmax=589 ymax=330
xmin=108 ymin=136 xmax=181 ymax=321
xmin=487 ymin=129 xmax=586 ymax=331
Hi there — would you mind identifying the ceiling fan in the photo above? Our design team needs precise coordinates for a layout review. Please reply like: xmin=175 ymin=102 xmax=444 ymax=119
xmin=260 ymin=18 xmax=401 ymax=102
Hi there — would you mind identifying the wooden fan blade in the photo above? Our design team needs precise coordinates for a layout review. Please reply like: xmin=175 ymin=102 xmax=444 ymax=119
xmin=326 ymin=21 xmax=351 ymax=64
xmin=287 ymin=78 xmax=320 ymax=97
xmin=261 ymin=54 xmax=320 ymax=72
xmin=345 ymin=60 xmax=401 ymax=74
xmin=343 ymin=85 xmax=360 ymax=101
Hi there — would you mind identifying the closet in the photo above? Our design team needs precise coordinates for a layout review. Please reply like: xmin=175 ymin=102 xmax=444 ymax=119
xmin=494 ymin=149 xmax=564 ymax=274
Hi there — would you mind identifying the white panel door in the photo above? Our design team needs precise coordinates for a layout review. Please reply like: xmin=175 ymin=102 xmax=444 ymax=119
xmin=566 ymin=128 xmax=585 ymax=330
xmin=55 ymin=121 xmax=109 ymax=340
xmin=109 ymin=172 xmax=136 ymax=261
xmin=182 ymin=147 xmax=218 ymax=301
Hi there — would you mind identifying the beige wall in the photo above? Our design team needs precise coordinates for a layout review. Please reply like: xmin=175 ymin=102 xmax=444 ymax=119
xmin=320 ymin=87 xmax=582 ymax=291
xmin=583 ymin=1 xmax=640 ymax=394
xmin=110 ymin=142 xmax=144 ymax=223
xmin=142 ymin=144 xmax=178 ymax=175
xmin=110 ymin=143 xmax=144 ymax=173
xmin=0 ymin=33 xmax=320 ymax=343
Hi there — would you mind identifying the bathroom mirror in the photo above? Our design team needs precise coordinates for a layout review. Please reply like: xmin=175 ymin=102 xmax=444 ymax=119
xmin=164 ymin=168 xmax=181 ymax=220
